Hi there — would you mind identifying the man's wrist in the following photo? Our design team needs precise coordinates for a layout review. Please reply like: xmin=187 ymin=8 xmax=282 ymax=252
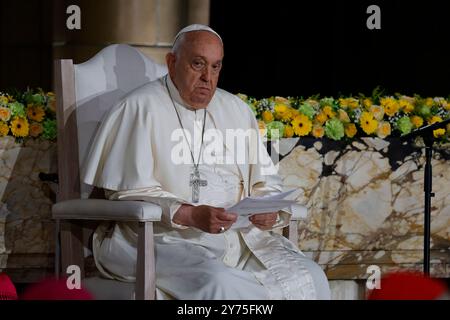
xmin=172 ymin=204 xmax=195 ymax=227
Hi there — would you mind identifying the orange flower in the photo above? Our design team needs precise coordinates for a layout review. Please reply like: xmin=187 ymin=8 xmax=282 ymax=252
xmin=262 ymin=111 xmax=274 ymax=123
xmin=345 ymin=123 xmax=357 ymax=138
xmin=27 ymin=104 xmax=45 ymax=122
xmin=411 ymin=115 xmax=424 ymax=128
xmin=29 ymin=122 xmax=44 ymax=137
xmin=284 ymin=124 xmax=294 ymax=138
xmin=312 ymin=125 xmax=325 ymax=138
xmin=0 ymin=107 xmax=11 ymax=122
xmin=377 ymin=121 xmax=392 ymax=139
xmin=315 ymin=112 xmax=328 ymax=125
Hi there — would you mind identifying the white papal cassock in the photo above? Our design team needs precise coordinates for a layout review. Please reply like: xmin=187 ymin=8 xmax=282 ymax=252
xmin=82 ymin=75 xmax=331 ymax=300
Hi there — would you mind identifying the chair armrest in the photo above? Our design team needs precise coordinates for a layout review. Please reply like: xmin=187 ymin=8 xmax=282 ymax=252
xmin=52 ymin=199 xmax=162 ymax=222
xmin=290 ymin=204 xmax=308 ymax=221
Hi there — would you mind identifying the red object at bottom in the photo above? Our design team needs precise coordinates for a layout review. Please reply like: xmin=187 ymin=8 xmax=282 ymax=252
xmin=21 ymin=277 xmax=93 ymax=300
xmin=368 ymin=271 xmax=448 ymax=300
xmin=0 ymin=273 xmax=18 ymax=300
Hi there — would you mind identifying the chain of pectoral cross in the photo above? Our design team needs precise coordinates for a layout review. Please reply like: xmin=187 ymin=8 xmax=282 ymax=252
xmin=166 ymin=76 xmax=208 ymax=203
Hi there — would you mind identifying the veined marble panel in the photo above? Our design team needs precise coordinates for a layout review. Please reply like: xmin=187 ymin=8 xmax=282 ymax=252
xmin=0 ymin=137 xmax=56 ymax=280
xmin=278 ymin=137 xmax=450 ymax=278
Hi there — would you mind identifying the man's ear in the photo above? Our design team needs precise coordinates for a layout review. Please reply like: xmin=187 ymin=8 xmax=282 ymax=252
xmin=166 ymin=52 xmax=176 ymax=73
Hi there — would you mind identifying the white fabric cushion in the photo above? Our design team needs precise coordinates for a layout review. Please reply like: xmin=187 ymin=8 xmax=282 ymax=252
xmin=52 ymin=199 xmax=161 ymax=221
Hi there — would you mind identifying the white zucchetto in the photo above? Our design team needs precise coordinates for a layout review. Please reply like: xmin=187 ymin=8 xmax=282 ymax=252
xmin=173 ymin=24 xmax=223 ymax=45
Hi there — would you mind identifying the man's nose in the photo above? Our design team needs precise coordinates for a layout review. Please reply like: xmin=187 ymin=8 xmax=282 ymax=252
xmin=200 ymin=66 xmax=212 ymax=82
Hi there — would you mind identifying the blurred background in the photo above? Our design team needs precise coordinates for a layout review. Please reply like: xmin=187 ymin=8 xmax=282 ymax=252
xmin=1 ymin=0 xmax=450 ymax=97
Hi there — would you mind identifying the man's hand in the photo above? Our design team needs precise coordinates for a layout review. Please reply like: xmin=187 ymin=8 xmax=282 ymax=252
xmin=249 ymin=212 xmax=278 ymax=230
xmin=173 ymin=204 xmax=237 ymax=234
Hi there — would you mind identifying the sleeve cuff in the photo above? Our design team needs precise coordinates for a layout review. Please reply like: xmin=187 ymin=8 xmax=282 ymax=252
xmin=168 ymin=201 xmax=190 ymax=230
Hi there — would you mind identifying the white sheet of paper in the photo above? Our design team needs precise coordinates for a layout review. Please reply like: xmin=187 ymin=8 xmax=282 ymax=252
xmin=226 ymin=190 xmax=298 ymax=229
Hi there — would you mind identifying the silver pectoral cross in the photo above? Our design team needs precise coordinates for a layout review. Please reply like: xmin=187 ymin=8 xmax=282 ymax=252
xmin=189 ymin=167 xmax=207 ymax=203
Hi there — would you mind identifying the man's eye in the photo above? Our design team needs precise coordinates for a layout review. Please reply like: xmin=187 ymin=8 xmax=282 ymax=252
xmin=192 ymin=61 xmax=205 ymax=69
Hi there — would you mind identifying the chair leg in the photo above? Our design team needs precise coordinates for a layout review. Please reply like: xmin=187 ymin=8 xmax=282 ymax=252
xmin=135 ymin=221 xmax=156 ymax=300
xmin=283 ymin=221 xmax=299 ymax=248
xmin=60 ymin=221 xmax=85 ymax=279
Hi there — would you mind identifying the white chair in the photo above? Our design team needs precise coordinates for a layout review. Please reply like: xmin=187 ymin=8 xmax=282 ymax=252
xmin=52 ymin=44 xmax=304 ymax=300
xmin=53 ymin=44 xmax=166 ymax=299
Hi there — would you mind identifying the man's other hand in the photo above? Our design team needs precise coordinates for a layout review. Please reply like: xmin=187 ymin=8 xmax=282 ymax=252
xmin=173 ymin=204 xmax=237 ymax=233
xmin=249 ymin=212 xmax=278 ymax=230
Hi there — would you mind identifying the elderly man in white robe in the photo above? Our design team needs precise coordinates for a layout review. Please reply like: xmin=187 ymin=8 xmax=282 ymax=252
xmin=82 ymin=24 xmax=331 ymax=300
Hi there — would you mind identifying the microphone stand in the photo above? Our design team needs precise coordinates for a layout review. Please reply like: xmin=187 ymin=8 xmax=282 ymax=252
xmin=401 ymin=118 xmax=450 ymax=275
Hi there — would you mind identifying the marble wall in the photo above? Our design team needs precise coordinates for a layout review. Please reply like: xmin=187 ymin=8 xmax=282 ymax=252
xmin=277 ymin=137 xmax=450 ymax=279
xmin=0 ymin=137 xmax=57 ymax=282
xmin=1 ymin=136 xmax=449 ymax=283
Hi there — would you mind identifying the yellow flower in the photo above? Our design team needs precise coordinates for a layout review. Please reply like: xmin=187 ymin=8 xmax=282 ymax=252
xmin=0 ymin=95 xmax=8 ymax=105
xmin=339 ymin=98 xmax=349 ymax=109
xmin=291 ymin=114 xmax=312 ymax=136
xmin=347 ymin=98 xmax=359 ymax=109
xmin=411 ymin=115 xmax=424 ymax=128
xmin=281 ymin=107 xmax=296 ymax=122
xmin=363 ymin=98 xmax=373 ymax=109
xmin=0 ymin=107 xmax=11 ymax=122
xmin=428 ymin=116 xmax=442 ymax=125
xmin=339 ymin=98 xmax=359 ymax=109
xmin=380 ymin=98 xmax=399 ymax=117
xmin=274 ymin=103 xmax=289 ymax=120
xmin=377 ymin=121 xmax=392 ymax=139
xmin=338 ymin=109 xmax=350 ymax=123
xmin=433 ymin=128 xmax=445 ymax=138
xmin=359 ymin=112 xmax=378 ymax=135
xmin=289 ymin=108 xmax=300 ymax=118
xmin=399 ymin=99 xmax=414 ymax=113
xmin=10 ymin=117 xmax=29 ymax=137
xmin=257 ymin=120 xmax=267 ymax=137
xmin=312 ymin=125 xmax=325 ymax=138
xmin=322 ymin=106 xmax=336 ymax=119
xmin=284 ymin=124 xmax=294 ymax=138
xmin=27 ymin=104 xmax=46 ymax=122
xmin=29 ymin=122 xmax=44 ymax=137
xmin=425 ymin=98 xmax=434 ymax=107
xmin=0 ymin=121 xmax=9 ymax=137
xmin=262 ymin=110 xmax=274 ymax=123
xmin=345 ymin=123 xmax=357 ymax=138
xmin=370 ymin=105 xmax=385 ymax=121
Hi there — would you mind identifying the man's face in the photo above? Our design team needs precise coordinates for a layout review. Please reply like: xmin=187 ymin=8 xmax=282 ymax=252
xmin=166 ymin=31 xmax=223 ymax=109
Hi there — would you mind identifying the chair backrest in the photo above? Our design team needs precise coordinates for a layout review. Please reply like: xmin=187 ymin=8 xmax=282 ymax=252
xmin=54 ymin=44 xmax=168 ymax=201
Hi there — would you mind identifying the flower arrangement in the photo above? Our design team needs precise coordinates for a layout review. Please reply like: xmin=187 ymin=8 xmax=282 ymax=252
xmin=0 ymin=89 xmax=57 ymax=142
xmin=237 ymin=89 xmax=450 ymax=144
